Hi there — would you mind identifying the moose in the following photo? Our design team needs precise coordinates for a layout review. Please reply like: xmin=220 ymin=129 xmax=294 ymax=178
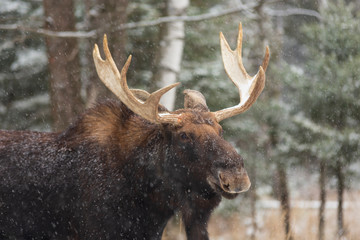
xmin=0 ymin=23 xmax=269 ymax=240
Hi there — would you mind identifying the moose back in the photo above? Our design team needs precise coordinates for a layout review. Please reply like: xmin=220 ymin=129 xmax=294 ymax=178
xmin=0 ymin=23 xmax=269 ymax=240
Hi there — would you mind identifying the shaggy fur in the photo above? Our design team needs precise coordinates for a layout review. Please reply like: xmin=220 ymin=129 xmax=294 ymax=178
xmin=0 ymin=100 xmax=247 ymax=240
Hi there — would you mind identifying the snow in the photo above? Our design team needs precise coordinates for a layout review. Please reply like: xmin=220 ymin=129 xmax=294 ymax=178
xmin=0 ymin=0 xmax=30 ymax=14
xmin=0 ymin=41 xmax=15 ymax=53
xmin=12 ymin=94 xmax=50 ymax=110
xmin=0 ymin=104 xmax=6 ymax=114
xmin=11 ymin=48 xmax=47 ymax=72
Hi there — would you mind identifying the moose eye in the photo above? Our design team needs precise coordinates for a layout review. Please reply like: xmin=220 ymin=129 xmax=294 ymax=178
xmin=179 ymin=132 xmax=189 ymax=141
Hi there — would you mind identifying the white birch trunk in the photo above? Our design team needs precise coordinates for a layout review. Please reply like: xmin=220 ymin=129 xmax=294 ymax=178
xmin=156 ymin=0 xmax=189 ymax=110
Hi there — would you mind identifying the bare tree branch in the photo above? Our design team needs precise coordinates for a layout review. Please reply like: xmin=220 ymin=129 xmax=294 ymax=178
xmin=0 ymin=5 xmax=254 ymax=39
xmin=0 ymin=24 xmax=96 ymax=38
xmin=0 ymin=5 xmax=320 ymax=39
xmin=265 ymin=7 xmax=322 ymax=19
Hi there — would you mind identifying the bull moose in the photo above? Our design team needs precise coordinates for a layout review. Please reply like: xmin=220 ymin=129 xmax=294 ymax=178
xmin=0 ymin=23 xmax=269 ymax=240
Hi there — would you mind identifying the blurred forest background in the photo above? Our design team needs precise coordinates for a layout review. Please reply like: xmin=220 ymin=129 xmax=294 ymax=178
xmin=1 ymin=0 xmax=360 ymax=239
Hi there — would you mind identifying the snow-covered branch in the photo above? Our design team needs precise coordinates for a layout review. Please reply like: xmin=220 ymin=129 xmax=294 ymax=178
xmin=292 ymin=114 xmax=360 ymax=143
xmin=0 ymin=5 xmax=254 ymax=38
xmin=0 ymin=23 xmax=96 ymax=38
xmin=292 ymin=114 xmax=338 ymax=138
xmin=265 ymin=7 xmax=322 ymax=19
xmin=0 ymin=5 xmax=320 ymax=39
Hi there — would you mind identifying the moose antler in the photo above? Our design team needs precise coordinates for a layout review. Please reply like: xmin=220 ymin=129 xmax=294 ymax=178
xmin=214 ymin=23 xmax=270 ymax=122
xmin=93 ymin=35 xmax=181 ymax=125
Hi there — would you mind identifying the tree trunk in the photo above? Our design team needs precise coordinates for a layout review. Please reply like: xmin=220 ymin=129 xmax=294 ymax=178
xmin=277 ymin=163 xmax=293 ymax=240
xmin=84 ymin=0 xmax=128 ymax=106
xmin=318 ymin=158 xmax=326 ymax=240
xmin=250 ymin=165 xmax=257 ymax=240
xmin=336 ymin=159 xmax=345 ymax=239
xmin=268 ymin=123 xmax=293 ymax=240
xmin=153 ymin=0 xmax=189 ymax=110
xmin=43 ymin=0 xmax=83 ymax=131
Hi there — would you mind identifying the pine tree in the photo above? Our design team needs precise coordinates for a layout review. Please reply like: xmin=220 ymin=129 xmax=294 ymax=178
xmin=286 ymin=1 xmax=360 ymax=238
xmin=0 ymin=0 xmax=49 ymax=131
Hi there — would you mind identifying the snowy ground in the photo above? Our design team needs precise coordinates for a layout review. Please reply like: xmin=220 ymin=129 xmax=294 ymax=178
xmin=162 ymin=193 xmax=360 ymax=240
xmin=257 ymin=199 xmax=360 ymax=210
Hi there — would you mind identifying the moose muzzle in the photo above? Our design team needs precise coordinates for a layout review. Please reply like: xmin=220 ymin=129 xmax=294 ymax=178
xmin=218 ymin=168 xmax=251 ymax=194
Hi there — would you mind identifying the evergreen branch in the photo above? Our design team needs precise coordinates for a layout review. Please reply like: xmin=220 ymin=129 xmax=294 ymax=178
xmin=292 ymin=114 xmax=360 ymax=143
xmin=292 ymin=114 xmax=338 ymax=138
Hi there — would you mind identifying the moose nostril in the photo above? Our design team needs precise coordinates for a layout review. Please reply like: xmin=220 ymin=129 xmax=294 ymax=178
xmin=223 ymin=183 xmax=230 ymax=190
xmin=219 ymin=172 xmax=231 ymax=190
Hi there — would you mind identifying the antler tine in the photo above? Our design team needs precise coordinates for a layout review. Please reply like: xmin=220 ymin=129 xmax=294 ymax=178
xmin=93 ymin=35 xmax=181 ymax=125
xmin=214 ymin=23 xmax=269 ymax=122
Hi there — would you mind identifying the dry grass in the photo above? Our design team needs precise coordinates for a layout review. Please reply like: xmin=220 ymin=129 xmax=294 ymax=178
xmin=162 ymin=192 xmax=360 ymax=240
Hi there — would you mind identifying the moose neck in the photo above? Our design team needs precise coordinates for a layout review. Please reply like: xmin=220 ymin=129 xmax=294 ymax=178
xmin=58 ymin=101 xmax=173 ymax=236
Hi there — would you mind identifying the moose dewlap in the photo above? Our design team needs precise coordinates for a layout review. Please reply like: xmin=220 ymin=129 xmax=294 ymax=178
xmin=0 ymin=23 xmax=269 ymax=240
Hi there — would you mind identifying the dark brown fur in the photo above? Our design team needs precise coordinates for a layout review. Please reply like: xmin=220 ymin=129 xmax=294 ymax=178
xmin=0 ymin=100 xmax=249 ymax=240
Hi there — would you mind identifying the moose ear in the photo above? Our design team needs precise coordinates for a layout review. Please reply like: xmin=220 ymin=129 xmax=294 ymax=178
xmin=183 ymin=89 xmax=209 ymax=112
